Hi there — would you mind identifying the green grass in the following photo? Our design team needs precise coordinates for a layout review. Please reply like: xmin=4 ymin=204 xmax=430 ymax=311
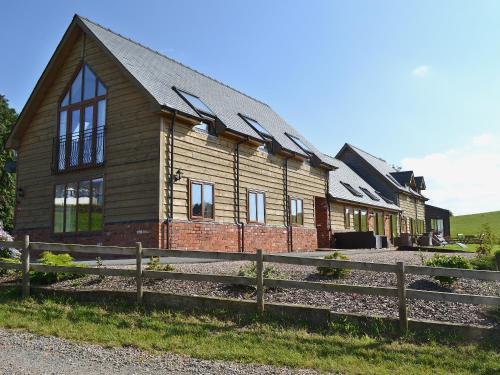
xmin=435 ymin=244 xmax=500 ymax=253
xmin=451 ymin=211 xmax=500 ymax=238
xmin=0 ymin=291 xmax=498 ymax=375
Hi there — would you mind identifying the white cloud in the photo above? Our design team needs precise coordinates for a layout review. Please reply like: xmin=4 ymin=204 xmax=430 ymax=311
xmin=401 ymin=133 xmax=500 ymax=215
xmin=411 ymin=65 xmax=431 ymax=78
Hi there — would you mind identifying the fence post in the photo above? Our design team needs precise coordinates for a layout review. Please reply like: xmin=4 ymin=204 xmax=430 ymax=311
xmin=22 ymin=235 xmax=30 ymax=298
xmin=136 ymin=242 xmax=143 ymax=304
xmin=396 ymin=261 xmax=408 ymax=334
xmin=256 ymin=249 xmax=264 ymax=313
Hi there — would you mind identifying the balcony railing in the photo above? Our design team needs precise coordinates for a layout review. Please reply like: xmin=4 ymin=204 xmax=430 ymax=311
xmin=52 ymin=126 xmax=105 ymax=173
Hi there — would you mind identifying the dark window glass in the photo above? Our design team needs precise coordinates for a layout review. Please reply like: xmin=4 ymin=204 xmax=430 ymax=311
xmin=77 ymin=181 xmax=91 ymax=232
xmin=70 ymin=109 xmax=80 ymax=167
xmin=177 ymin=90 xmax=214 ymax=115
xmin=287 ymin=134 xmax=311 ymax=154
xmin=83 ymin=65 xmax=96 ymax=100
xmin=70 ymin=69 xmax=83 ymax=104
xmin=242 ymin=116 xmax=272 ymax=138
xmin=360 ymin=187 xmax=380 ymax=201
xmin=54 ymin=184 xmax=65 ymax=233
xmin=203 ymin=184 xmax=213 ymax=218
xmin=58 ymin=111 xmax=67 ymax=171
xmin=97 ymin=100 xmax=106 ymax=127
xmin=341 ymin=182 xmax=363 ymax=197
xmin=191 ymin=183 xmax=202 ymax=217
xmin=65 ymin=182 xmax=78 ymax=232
xmin=91 ymin=178 xmax=104 ymax=231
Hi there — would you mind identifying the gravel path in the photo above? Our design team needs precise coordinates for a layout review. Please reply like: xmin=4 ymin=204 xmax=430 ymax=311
xmin=2 ymin=250 xmax=499 ymax=327
xmin=0 ymin=329 xmax=322 ymax=375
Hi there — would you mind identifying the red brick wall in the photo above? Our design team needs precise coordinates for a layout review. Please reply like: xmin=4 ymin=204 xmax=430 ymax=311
xmin=314 ymin=197 xmax=330 ymax=248
xmin=15 ymin=220 xmax=319 ymax=254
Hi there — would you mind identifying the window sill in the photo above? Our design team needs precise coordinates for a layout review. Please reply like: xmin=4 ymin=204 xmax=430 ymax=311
xmin=53 ymin=162 xmax=105 ymax=175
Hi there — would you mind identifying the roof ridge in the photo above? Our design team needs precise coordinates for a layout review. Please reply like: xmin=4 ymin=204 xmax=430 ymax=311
xmin=348 ymin=143 xmax=388 ymax=164
xmin=76 ymin=15 xmax=270 ymax=108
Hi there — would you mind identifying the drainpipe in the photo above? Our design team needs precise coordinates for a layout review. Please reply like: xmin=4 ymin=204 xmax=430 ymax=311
xmin=326 ymin=171 xmax=332 ymax=247
xmin=235 ymin=139 xmax=247 ymax=252
xmin=283 ymin=157 xmax=292 ymax=252
xmin=166 ymin=110 xmax=177 ymax=249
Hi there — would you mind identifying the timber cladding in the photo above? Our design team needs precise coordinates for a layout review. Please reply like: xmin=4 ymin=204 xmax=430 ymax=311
xmin=398 ymin=193 xmax=425 ymax=221
xmin=164 ymin=119 xmax=327 ymax=229
xmin=15 ymin=32 xmax=161 ymax=232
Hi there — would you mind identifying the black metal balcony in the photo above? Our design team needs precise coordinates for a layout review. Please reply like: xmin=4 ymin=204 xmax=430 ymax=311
xmin=52 ymin=126 xmax=105 ymax=173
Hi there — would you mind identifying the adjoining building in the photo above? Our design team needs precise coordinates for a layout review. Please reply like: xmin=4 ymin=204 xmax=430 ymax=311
xmin=425 ymin=204 xmax=452 ymax=238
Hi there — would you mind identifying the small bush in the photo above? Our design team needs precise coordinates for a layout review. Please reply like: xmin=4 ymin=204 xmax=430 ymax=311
xmin=0 ymin=227 xmax=20 ymax=259
xmin=146 ymin=256 xmax=175 ymax=272
xmin=0 ymin=257 xmax=20 ymax=276
xmin=317 ymin=251 xmax=351 ymax=279
xmin=476 ymin=224 xmax=496 ymax=255
xmin=30 ymin=251 xmax=84 ymax=284
xmin=237 ymin=262 xmax=285 ymax=279
xmin=425 ymin=254 xmax=472 ymax=285
xmin=471 ymin=254 xmax=496 ymax=271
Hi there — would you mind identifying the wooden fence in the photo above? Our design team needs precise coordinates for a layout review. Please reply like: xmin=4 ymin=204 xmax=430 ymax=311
xmin=1 ymin=236 xmax=499 ymax=333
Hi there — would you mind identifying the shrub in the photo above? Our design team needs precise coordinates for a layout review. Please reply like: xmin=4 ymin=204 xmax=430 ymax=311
xmin=30 ymin=251 xmax=84 ymax=284
xmin=146 ymin=256 xmax=175 ymax=272
xmin=317 ymin=251 xmax=351 ymax=279
xmin=425 ymin=254 xmax=472 ymax=285
xmin=476 ymin=224 xmax=496 ymax=255
xmin=237 ymin=262 xmax=285 ymax=279
xmin=470 ymin=254 xmax=496 ymax=271
xmin=0 ymin=257 xmax=20 ymax=276
xmin=0 ymin=227 xmax=20 ymax=259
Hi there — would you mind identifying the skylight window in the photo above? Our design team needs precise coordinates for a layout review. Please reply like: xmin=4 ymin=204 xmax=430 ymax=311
xmin=340 ymin=182 xmax=363 ymax=197
xmin=286 ymin=133 xmax=311 ymax=154
xmin=359 ymin=187 xmax=380 ymax=201
xmin=241 ymin=115 xmax=272 ymax=139
xmin=375 ymin=191 xmax=395 ymax=204
xmin=176 ymin=89 xmax=214 ymax=116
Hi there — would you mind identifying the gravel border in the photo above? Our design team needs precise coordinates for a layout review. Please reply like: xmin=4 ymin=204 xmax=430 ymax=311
xmin=0 ymin=328 xmax=323 ymax=375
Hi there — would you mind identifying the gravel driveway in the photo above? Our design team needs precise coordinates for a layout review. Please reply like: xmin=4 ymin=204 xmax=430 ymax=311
xmin=47 ymin=250 xmax=500 ymax=328
xmin=0 ymin=329 xmax=322 ymax=375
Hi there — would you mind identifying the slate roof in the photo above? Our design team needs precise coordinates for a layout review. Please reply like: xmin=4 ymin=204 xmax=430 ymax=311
xmin=390 ymin=171 xmax=414 ymax=186
xmin=76 ymin=16 xmax=330 ymax=165
xmin=320 ymin=154 xmax=400 ymax=211
xmin=339 ymin=144 xmax=426 ymax=199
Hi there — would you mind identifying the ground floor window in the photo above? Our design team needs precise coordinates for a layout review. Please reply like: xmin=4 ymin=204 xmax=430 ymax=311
xmin=54 ymin=177 xmax=103 ymax=233
xmin=353 ymin=208 xmax=368 ymax=232
xmin=189 ymin=180 xmax=214 ymax=220
xmin=431 ymin=218 xmax=444 ymax=234
xmin=248 ymin=190 xmax=265 ymax=223
xmin=375 ymin=212 xmax=385 ymax=235
xmin=390 ymin=214 xmax=399 ymax=238
xmin=290 ymin=197 xmax=304 ymax=225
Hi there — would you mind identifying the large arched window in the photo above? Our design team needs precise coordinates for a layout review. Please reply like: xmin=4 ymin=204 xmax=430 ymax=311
xmin=56 ymin=64 xmax=107 ymax=171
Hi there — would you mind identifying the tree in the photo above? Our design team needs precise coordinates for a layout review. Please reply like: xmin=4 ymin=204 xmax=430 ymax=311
xmin=0 ymin=94 xmax=18 ymax=232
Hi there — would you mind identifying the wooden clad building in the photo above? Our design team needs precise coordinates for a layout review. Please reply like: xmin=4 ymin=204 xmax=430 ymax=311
xmin=6 ymin=15 xmax=333 ymax=252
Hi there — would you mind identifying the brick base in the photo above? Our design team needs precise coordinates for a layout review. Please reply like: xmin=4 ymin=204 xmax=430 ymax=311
xmin=15 ymin=220 xmax=319 ymax=254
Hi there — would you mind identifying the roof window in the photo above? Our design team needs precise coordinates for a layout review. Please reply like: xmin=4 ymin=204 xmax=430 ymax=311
xmin=375 ymin=191 xmax=395 ymax=204
xmin=175 ymin=88 xmax=214 ymax=117
xmin=240 ymin=115 xmax=272 ymax=139
xmin=286 ymin=133 xmax=311 ymax=154
xmin=359 ymin=187 xmax=380 ymax=201
xmin=340 ymin=182 xmax=363 ymax=197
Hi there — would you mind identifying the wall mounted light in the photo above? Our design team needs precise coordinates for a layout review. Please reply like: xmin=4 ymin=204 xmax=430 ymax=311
xmin=174 ymin=169 xmax=183 ymax=182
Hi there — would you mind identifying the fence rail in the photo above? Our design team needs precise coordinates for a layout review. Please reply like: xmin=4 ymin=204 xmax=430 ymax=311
xmin=1 ymin=236 xmax=499 ymax=334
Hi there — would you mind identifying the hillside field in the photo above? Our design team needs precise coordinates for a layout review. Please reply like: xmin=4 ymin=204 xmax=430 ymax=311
xmin=450 ymin=210 xmax=500 ymax=238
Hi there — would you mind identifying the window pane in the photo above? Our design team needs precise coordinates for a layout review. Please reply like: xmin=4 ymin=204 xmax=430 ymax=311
xmin=344 ymin=208 xmax=350 ymax=229
xmin=203 ymin=184 xmax=213 ymax=218
xmin=70 ymin=109 xmax=80 ymax=166
xmin=194 ymin=122 xmax=210 ymax=133
xmin=78 ymin=181 xmax=91 ymax=232
xmin=58 ymin=111 xmax=67 ymax=171
xmin=297 ymin=199 xmax=303 ymax=225
xmin=54 ymin=184 xmax=65 ymax=233
xmin=360 ymin=210 xmax=368 ymax=232
xmin=83 ymin=106 xmax=94 ymax=164
xmin=178 ymin=90 xmax=214 ymax=115
xmin=353 ymin=210 xmax=360 ymax=232
xmin=97 ymin=100 xmax=106 ymax=127
xmin=70 ymin=69 xmax=83 ymax=104
xmin=191 ymin=183 xmax=202 ymax=217
xmin=65 ymin=182 xmax=78 ymax=232
xmin=248 ymin=192 xmax=257 ymax=222
xmin=90 ymin=178 xmax=104 ymax=231
xmin=257 ymin=193 xmax=265 ymax=223
xmin=290 ymin=199 xmax=297 ymax=224
xmin=83 ymin=65 xmax=96 ymax=100
xmin=97 ymin=80 xmax=106 ymax=96
xmin=61 ymin=91 xmax=69 ymax=107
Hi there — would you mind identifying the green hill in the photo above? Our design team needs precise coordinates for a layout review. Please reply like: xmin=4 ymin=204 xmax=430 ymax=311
xmin=450 ymin=210 xmax=500 ymax=238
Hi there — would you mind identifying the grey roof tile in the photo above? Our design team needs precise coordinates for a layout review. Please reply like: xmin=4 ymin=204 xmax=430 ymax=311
xmin=78 ymin=16 xmax=329 ymax=162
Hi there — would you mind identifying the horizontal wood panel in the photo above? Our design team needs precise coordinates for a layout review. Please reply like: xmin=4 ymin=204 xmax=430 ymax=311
xmin=406 ymin=289 xmax=500 ymax=306
xmin=405 ymin=265 xmax=500 ymax=281
xmin=143 ymin=271 xmax=255 ymax=286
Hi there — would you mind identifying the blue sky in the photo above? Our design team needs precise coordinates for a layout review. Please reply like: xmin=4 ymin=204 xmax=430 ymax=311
xmin=1 ymin=1 xmax=499 ymax=214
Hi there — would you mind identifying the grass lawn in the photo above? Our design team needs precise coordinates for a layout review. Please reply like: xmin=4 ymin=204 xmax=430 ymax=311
xmin=0 ymin=291 xmax=498 ymax=375
xmin=435 ymin=243 xmax=500 ymax=253
xmin=451 ymin=210 xmax=500 ymax=238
